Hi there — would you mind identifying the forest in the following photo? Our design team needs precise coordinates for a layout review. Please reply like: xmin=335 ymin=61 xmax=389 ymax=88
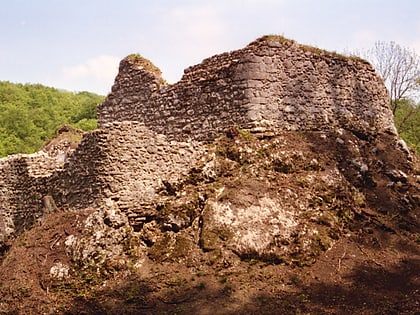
xmin=0 ymin=81 xmax=103 ymax=157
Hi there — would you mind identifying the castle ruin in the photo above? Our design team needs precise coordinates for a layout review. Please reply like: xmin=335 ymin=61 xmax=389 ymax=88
xmin=0 ymin=35 xmax=397 ymax=250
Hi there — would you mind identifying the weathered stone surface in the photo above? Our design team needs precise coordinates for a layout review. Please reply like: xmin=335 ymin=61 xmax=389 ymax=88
xmin=64 ymin=205 xmax=134 ymax=266
xmin=201 ymin=196 xmax=298 ymax=255
xmin=49 ymin=262 xmax=70 ymax=280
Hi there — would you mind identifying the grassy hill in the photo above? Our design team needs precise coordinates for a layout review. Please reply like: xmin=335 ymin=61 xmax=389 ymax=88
xmin=0 ymin=81 xmax=104 ymax=157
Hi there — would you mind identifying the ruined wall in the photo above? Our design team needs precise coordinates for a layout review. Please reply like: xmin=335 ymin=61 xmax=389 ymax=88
xmin=238 ymin=38 xmax=394 ymax=134
xmin=98 ymin=36 xmax=395 ymax=140
xmin=49 ymin=121 xmax=203 ymax=211
xmin=0 ymin=154 xmax=52 ymax=246
xmin=99 ymin=50 xmax=250 ymax=141
xmin=47 ymin=130 xmax=108 ymax=211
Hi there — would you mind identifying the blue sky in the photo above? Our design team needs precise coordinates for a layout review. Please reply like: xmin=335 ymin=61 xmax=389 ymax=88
xmin=1 ymin=0 xmax=420 ymax=95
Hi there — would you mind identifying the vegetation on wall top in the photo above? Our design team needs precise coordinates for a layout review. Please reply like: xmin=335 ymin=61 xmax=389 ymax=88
xmin=125 ymin=53 xmax=163 ymax=77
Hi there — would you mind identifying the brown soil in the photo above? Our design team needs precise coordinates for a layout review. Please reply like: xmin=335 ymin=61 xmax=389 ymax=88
xmin=1 ymin=130 xmax=419 ymax=315
xmin=1 ymin=217 xmax=418 ymax=315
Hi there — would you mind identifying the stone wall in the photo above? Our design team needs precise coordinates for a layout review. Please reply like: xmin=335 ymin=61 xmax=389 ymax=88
xmin=0 ymin=154 xmax=51 ymax=246
xmin=239 ymin=38 xmax=394 ymax=134
xmin=98 ymin=50 xmax=250 ymax=141
xmin=49 ymin=121 xmax=203 ymax=212
xmin=98 ymin=35 xmax=395 ymax=141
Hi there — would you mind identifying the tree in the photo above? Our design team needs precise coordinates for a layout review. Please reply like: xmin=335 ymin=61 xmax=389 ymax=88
xmin=362 ymin=41 xmax=420 ymax=114
xmin=394 ymin=99 xmax=420 ymax=154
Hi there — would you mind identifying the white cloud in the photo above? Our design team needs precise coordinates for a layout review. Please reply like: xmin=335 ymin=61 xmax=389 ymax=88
xmin=59 ymin=55 xmax=120 ymax=94
xmin=63 ymin=55 xmax=120 ymax=83
xmin=138 ymin=0 xmax=290 ymax=83
xmin=140 ymin=0 xmax=291 ymax=83
xmin=154 ymin=3 xmax=231 ymax=82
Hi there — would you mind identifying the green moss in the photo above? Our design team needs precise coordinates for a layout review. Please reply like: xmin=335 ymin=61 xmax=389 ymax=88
xmin=222 ymin=283 xmax=234 ymax=295
xmin=317 ymin=213 xmax=336 ymax=227
xmin=200 ymin=228 xmax=219 ymax=251
xmin=200 ymin=225 xmax=233 ymax=252
xmin=148 ymin=233 xmax=193 ymax=262
xmin=299 ymin=43 xmax=368 ymax=63
xmin=194 ymin=281 xmax=206 ymax=290
xmin=125 ymin=53 xmax=163 ymax=77
xmin=148 ymin=234 xmax=173 ymax=261
xmin=124 ymin=285 xmax=149 ymax=304
xmin=313 ymin=229 xmax=332 ymax=252
xmin=172 ymin=235 xmax=192 ymax=259
xmin=164 ymin=277 xmax=187 ymax=288
xmin=219 ymin=275 xmax=228 ymax=284
xmin=352 ymin=189 xmax=367 ymax=207
xmin=207 ymin=248 xmax=223 ymax=265
xmin=238 ymin=128 xmax=252 ymax=138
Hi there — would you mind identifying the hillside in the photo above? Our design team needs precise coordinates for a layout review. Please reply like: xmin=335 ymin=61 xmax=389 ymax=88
xmin=0 ymin=81 xmax=103 ymax=157
xmin=0 ymin=128 xmax=419 ymax=314
xmin=0 ymin=36 xmax=419 ymax=314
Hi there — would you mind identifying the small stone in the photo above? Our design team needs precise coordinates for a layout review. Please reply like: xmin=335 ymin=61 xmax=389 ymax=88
xmin=396 ymin=139 xmax=411 ymax=155
xmin=386 ymin=169 xmax=408 ymax=183
xmin=336 ymin=138 xmax=344 ymax=145
xmin=360 ymin=164 xmax=368 ymax=172
xmin=50 ymin=262 xmax=69 ymax=280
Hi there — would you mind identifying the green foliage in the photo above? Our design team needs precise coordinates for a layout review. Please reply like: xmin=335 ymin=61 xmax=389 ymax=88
xmin=125 ymin=53 xmax=162 ymax=76
xmin=394 ymin=99 xmax=420 ymax=154
xmin=0 ymin=81 xmax=103 ymax=157
xmin=73 ymin=118 xmax=97 ymax=131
